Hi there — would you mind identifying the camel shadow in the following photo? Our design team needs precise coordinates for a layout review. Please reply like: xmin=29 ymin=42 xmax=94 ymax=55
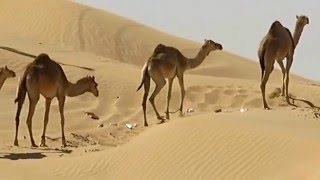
xmin=289 ymin=96 xmax=320 ymax=109
xmin=0 ymin=152 xmax=46 ymax=160
xmin=0 ymin=146 xmax=72 ymax=160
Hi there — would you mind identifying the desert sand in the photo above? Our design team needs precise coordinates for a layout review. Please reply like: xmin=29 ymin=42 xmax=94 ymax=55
xmin=0 ymin=0 xmax=320 ymax=179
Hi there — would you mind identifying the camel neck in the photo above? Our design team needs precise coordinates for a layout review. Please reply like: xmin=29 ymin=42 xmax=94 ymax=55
xmin=66 ymin=81 xmax=89 ymax=97
xmin=0 ymin=76 xmax=6 ymax=90
xmin=293 ymin=22 xmax=305 ymax=48
xmin=186 ymin=47 xmax=209 ymax=69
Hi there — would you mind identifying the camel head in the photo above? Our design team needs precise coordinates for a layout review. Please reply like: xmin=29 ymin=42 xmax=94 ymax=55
xmin=77 ymin=75 xmax=99 ymax=97
xmin=296 ymin=15 xmax=309 ymax=26
xmin=0 ymin=66 xmax=16 ymax=78
xmin=202 ymin=39 xmax=223 ymax=55
xmin=87 ymin=76 xmax=99 ymax=97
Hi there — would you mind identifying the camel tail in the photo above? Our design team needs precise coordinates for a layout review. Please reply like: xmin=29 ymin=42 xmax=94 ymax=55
xmin=14 ymin=70 xmax=28 ymax=104
xmin=136 ymin=61 xmax=149 ymax=91
xmin=258 ymin=48 xmax=266 ymax=81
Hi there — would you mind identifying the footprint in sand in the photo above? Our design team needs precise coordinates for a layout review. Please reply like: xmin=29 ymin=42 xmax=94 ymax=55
xmin=224 ymin=89 xmax=236 ymax=95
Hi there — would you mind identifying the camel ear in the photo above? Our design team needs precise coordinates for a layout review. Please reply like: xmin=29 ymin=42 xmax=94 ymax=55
xmin=4 ymin=66 xmax=7 ymax=70
xmin=296 ymin=15 xmax=299 ymax=19
xmin=204 ymin=39 xmax=207 ymax=42
xmin=92 ymin=76 xmax=95 ymax=80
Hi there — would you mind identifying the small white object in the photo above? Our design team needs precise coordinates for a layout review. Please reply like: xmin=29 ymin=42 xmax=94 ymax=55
xmin=240 ymin=108 xmax=248 ymax=113
xmin=125 ymin=123 xmax=133 ymax=129
xmin=186 ymin=108 xmax=194 ymax=113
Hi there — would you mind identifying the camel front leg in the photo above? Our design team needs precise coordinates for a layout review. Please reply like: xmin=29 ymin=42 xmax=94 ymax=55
xmin=285 ymin=56 xmax=293 ymax=104
xmin=178 ymin=75 xmax=185 ymax=116
xmin=58 ymin=96 xmax=67 ymax=147
xmin=165 ymin=78 xmax=174 ymax=120
xmin=40 ymin=98 xmax=52 ymax=147
xmin=276 ymin=59 xmax=286 ymax=96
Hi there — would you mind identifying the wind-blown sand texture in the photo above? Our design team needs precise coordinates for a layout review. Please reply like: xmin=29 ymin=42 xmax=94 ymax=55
xmin=0 ymin=0 xmax=320 ymax=179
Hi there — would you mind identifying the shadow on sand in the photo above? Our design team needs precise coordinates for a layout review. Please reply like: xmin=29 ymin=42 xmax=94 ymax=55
xmin=0 ymin=152 xmax=47 ymax=160
xmin=0 ymin=146 xmax=72 ymax=160
xmin=289 ymin=96 xmax=320 ymax=110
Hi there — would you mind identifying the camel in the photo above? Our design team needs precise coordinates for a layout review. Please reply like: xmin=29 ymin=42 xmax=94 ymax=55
xmin=258 ymin=15 xmax=309 ymax=109
xmin=14 ymin=53 xmax=99 ymax=147
xmin=0 ymin=66 xmax=16 ymax=90
xmin=137 ymin=39 xmax=223 ymax=126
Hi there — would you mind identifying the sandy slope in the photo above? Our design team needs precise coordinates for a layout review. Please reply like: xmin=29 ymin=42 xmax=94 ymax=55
xmin=0 ymin=0 xmax=320 ymax=179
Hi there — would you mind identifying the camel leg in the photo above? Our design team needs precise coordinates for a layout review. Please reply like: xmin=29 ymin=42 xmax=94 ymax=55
xmin=142 ymin=75 xmax=150 ymax=127
xmin=178 ymin=75 xmax=185 ymax=116
xmin=149 ymin=78 xmax=166 ymax=122
xmin=276 ymin=59 xmax=286 ymax=96
xmin=260 ymin=61 xmax=274 ymax=110
xmin=26 ymin=96 xmax=39 ymax=147
xmin=14 ymin=95 xmax=26 ymax=146
xmin=285 ymin=56 xmax=293 ymax=104
xmin=58 ymin=96 xmax=67 ymax=147
xmin=165 ymin=78 xmax=174 ymax=120
xmin=40 ymin=98 xmax=52 ymax=147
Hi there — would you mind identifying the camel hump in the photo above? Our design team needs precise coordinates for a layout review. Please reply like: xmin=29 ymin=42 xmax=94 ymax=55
xmin=34 ymin=53 xmax=51 ymax=64
xmin=37 ymin=53 xmax=50 ymax=59
xmin=269 ymin=20 xmax=283 ymax=31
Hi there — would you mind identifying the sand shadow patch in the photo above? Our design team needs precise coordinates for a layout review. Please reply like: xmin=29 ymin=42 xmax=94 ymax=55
xmin=0 ymin=152 xmax=46 ymax=160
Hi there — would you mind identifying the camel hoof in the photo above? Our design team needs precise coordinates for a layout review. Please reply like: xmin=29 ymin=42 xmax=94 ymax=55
xmin=39 ymin=143 xmax=48 ymax=147
xmin=157 ymin=116 xmax=166 ymax=121
xmin=144 ymin=123 xmax=149 ymax=127
xmin=264 ymin=107 xmax=271 ymax=110
xmin=61 ymin=144 xmax=67 ymax=148
xmin=165 ymin=114 xmax=170 ymax=120
xmin=14 ymin=140 xmax=19 ymax=146
xmin=31 ymin=144 xmax=38 ymax=148
xmin=157 ymin=119 xmax=166 ymax=124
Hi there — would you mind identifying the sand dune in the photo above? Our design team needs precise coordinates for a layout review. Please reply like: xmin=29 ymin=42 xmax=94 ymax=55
xmin=0 ymin=0 xmax=320 ymax=179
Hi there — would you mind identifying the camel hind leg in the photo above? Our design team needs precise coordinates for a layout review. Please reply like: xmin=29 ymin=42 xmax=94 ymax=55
xmin=142 ymin=74 xmax=151 ymax=126
xmin=260 ymin=57 xmax=275 ymax=110
xmin=14 ymin=95 xmax=26 ymax=146
xmin=149 ymin=75 xmax=166 ymax=122
xmin=165 ymin=78 xmax=174 ymax=120
xmin=26 ymin=93 xmax=40 ymax=147
xmin=40 ymin=98 xmax=52 ymax=147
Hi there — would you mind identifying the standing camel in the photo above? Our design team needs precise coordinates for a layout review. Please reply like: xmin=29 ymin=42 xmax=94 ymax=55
xmin=258 ymin=15 xmax=309 ymax=109
xmin=14 ymin=53 xmax=99 ymax=147
xmin=0 ymin=66 xmax=16 ymax=90
xmin=137 ymin=39 xmax=223 ymax=126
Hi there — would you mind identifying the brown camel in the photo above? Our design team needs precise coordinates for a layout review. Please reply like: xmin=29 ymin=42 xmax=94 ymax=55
xmin=0 ymin=66 xmax=16 ymax=90
xmin=258 ymin=15 xmax=309 ymax=109
xmin=14 ymin=53 xmax=99 ymax=147
xmin=137 ymin=39 xmax=223 ymax=126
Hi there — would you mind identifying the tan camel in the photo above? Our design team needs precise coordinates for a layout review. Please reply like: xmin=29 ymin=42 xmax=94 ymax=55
xmin=258 ymin=15 xmax=309 ymax=109
xmin=14 ymin=53 xmax=99 ymax=147
xmin=137 ymin=39 xmax=223 ymax=126
xmin=0 ymin=66 xmax=16 ymax=90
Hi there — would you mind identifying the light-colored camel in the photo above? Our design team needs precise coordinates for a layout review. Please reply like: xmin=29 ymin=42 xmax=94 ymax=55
xmin=0 ymin=66 xmax=16 ymax=90
xmin=258 ymin=15 xmax=309 ymax=109
xmin=137 ymin=39 xmax=223 ymax=126
xmin=14 ymin=53 xmax=99 ymax=147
